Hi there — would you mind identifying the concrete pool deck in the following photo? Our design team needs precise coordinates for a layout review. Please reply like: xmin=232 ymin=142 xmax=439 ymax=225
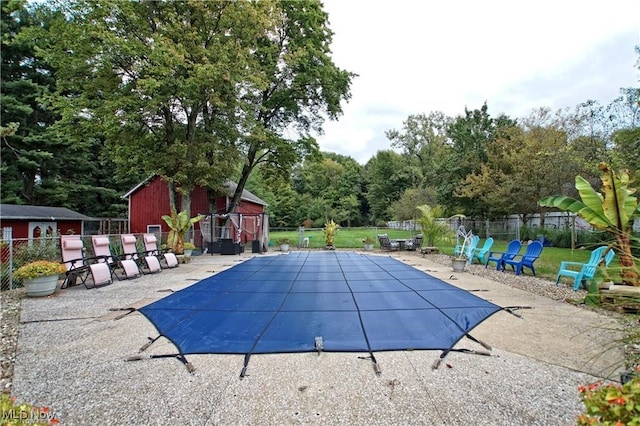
xmin=10 ymin=250 xmax=626 ymax=425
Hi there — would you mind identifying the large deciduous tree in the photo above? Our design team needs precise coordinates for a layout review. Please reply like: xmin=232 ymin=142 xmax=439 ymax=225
xmin=293 ymin=152 xmax=364 ymax=226
xmin=386 ymin=111 xmax=452 ymax=188
xmin=364 ymin=150 xmax=413 ymax=224
xmin=33 ymin=0 xmax=271 ymax=214
xmin=443 ymin=103 xmax=516 ymax=217
xmin=228 ymin=0 xmax=355 ymax=215
xmin=457 ymin=108 xmax=583 ymax=224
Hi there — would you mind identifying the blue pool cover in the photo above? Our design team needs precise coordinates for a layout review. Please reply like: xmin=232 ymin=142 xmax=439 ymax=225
xmin=138 ymin=252 xmax=502 ymax=372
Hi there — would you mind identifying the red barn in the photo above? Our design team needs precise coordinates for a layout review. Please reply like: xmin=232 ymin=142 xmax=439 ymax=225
xmin=123 ymin=176 xmax=268 ymax=251
xmin=0 ymin=204 xmax=93 ymax=239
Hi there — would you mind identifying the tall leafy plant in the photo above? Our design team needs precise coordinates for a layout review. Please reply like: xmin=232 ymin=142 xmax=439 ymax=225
xmin=415 ymin=204 xmax=453 ymax=247
xmin=323 ymin=219 xmax=338 ymax=249
xmin=161 ymin=207 xmax=204 ymax=255
xmin=539 ymin=163 xmax=639 ymax=286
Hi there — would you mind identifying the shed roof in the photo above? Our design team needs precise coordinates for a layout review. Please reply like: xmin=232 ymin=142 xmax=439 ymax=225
xmin=0 ymin=204 xmax=94 ymax=221
xmin=122 ymin=176 xmax=267 ymax=206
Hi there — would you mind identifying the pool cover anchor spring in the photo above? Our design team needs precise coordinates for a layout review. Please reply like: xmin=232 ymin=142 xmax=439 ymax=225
xmin=432 ymin=333 xmax=493 ymax=370
xmin=357 ymin=354 xmax=382 ymax=375
xmin=125 ymin=335 xmax=195 ymax=373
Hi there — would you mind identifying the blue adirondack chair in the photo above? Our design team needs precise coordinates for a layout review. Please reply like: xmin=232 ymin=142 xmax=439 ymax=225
xmin=485 ymin=239 xmax=522 ymax=270
xmin=472 ymin=237 xmax=494 ymax=265
xmin=502 ymin=241 xmax=544 ymax=275
xmin=603 ymin=248 xmax=615 ymax=267
xmin=555 ymin=246 xmax=607 ymax=291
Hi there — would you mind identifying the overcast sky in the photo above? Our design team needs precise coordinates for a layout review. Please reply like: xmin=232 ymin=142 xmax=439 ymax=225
xmin=313 ymin=0 xmax=640 ymax=164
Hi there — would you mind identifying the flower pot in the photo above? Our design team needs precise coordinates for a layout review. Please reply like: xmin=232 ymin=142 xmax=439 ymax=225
xmin=364 ymin=243 xmax=374 ymax=251
xmin=183 ymin=249 xmax=193 ymax=257
xmin=451 ymin=258 xmax=467 ymax=272
xmin=24 ymin=274 xmax=59 ymax=297
xmin=280 ymin=244 xmax=289 ymax=252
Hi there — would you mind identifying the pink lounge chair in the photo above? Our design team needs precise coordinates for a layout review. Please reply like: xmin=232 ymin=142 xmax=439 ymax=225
xmin=120 ymin=234 xmax=161 ymax=274
xmin=91 ymin=236 xmax=141 ymax=280
xmin=143 ymin=234 xmax=179 ymax=269
xmin=60 ymin=235 xmax=112 ymax=289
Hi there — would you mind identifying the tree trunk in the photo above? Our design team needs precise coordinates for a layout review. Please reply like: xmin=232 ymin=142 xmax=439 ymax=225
xmin=180 ymin=191 xmax=191 ymax=216
xmin=615 ymin=233 xmax=640 ymax=286
xmin=168 ymin=182 xmax=177 ymax=212
xmin=227 ymin=145 xmax=257 ymax=214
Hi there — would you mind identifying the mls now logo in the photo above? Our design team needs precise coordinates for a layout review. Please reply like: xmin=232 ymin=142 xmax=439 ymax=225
xmin=2 ymin=405 xmax=60 ymax=424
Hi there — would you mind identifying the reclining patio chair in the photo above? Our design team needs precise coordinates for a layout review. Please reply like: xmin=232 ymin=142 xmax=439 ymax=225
xmin=471 ymin=237 xmax=494 ymax=265
xmin=555 ymin=246 xmax=607 ymax=291
xmin=502 ymin=240 xmax=543 ymax=275
xmin=485 ymin=239 xmax=522 ymax=270
xmin=143 ymin=234 xmax=179 ymax=269
xmin=120 ymin=234 xmax=161 ymax=274
xmin=60 ymin=235 xmax=112 ymax=289
xmin=405 ymin=234 xmax=424 ymax=251
xmin=91 ymin=236 xmax=141 ymax=280
xmin=377 ymin=234 xmax=399 ymax=251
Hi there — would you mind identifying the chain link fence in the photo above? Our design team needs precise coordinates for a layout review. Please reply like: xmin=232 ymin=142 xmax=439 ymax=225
xmin=386 ymin=218 xmax=522 ymax=241
xmin=0 ymin=229 xmax=181 ymax=291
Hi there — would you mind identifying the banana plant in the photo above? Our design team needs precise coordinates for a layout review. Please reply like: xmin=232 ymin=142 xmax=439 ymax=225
xmin=539 ymin=163 xmax=639 ymax=286
xmin=161 ymin=207 xmax=205 ymax=255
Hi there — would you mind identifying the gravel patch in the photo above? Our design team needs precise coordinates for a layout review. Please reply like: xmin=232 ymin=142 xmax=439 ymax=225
xmin=1 ymin=288 xmax=24 ymax=394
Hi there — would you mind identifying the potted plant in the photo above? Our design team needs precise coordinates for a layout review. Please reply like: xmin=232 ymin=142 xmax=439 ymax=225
xmin=14 ymin=260 xmax=66 ymax=297
xmin=451 ymin=226 xmax=473 ymax=272
xmin=276 ymin=238 xmax=290 ymax=252
xmin=182 ymin=242 xmax=196 ymax=257
xmin=362 ymin=237 xmax=375 ymax=251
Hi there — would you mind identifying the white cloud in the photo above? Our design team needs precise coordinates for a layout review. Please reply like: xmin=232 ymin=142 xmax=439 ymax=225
xmin=316 ymin=0 xmax=640 ymax=163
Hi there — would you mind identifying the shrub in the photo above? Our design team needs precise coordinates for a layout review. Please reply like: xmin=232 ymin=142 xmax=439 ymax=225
xmin=13 ymin=260 xmax=66 ymax=281
xmin=14 ymin=237 xmax=60 ymax=267
xmin=576 ymin=366 xmax=640 ymax=425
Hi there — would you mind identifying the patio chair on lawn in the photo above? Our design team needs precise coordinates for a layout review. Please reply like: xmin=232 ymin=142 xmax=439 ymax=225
xmin=555 ymin=246 xmax=607 ymax=291
xmin=377 ymin=234 xmax=399 ymax=251
xmin=485 ymin=239 xmax=522 ymax=271
xmin=143 ymin=234 xmax=179 ymax=269
xmin=60 ymin=235 xmax=112 ymax=289
xmin=405 ymin=234 xmax=424 ymax=251
xmin=502 ymin=240 xmax=543 ymax=275
xmin=120 ymin=234 xmax=161 ymax=274
xmin=471 ymin=237 xmax=494 ymax=265
xmin=91 ymin=236 xmax=141 ymax=280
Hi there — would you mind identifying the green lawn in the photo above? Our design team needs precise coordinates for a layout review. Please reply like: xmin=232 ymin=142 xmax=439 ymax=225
xmin=269 ymin=228 xmax=615 ymax=283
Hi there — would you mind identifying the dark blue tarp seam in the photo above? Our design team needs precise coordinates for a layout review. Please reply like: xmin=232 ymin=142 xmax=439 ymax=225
xmin=336 ymin=253 xmax=382 ymax=374
xmin=239 ymin=252 xmax=308 ymax=378
xmin=366 ymin=255 xmax=500 ymax=357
